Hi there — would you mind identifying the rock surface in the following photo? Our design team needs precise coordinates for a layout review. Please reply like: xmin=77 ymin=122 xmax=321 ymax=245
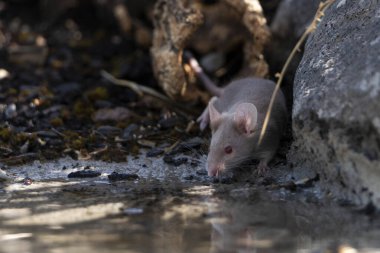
xmin=291 ymin=0 xmax=380 ymax=208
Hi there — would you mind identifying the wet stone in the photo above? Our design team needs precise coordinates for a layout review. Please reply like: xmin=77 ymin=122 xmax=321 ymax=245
xmin=108 ymin=172 xmax=139 ymax=181
xmin=146 ymin=147 xmax=164 ymax=157
xmin=68 ymin=170 xmax=101 ymax=178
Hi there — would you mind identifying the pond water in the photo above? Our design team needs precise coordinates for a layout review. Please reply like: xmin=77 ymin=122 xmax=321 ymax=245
xmin=1 ymin=157 xmax=380 ymax=253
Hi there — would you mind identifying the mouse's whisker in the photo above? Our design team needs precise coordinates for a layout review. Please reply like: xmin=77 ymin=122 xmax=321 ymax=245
xmin=192 ymin=155 xmax=207 ymax=166
xmin=188 ymin=157 xmax=205 ymax=163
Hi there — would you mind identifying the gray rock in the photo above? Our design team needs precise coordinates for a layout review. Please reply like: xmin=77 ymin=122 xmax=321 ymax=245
xmin=291 ymin=0 xmax=380 ymax=208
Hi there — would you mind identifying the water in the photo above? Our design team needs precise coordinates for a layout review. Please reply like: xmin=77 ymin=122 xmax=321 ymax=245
xmin=1 ymin=157 xmax=380 ymax=253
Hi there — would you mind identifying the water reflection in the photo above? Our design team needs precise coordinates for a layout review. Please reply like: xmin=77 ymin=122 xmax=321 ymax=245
xmin=207 ymin=194 xmax=380 ymax=253
xmin=1 ymin=180 xmax=380 ymax=253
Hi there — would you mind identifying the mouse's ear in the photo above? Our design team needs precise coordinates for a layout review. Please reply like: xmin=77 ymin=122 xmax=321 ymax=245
xmin=233 ymin=103 xmax=257 ymax=136
xmin=209 ymin=98 xmax=221 ymax=130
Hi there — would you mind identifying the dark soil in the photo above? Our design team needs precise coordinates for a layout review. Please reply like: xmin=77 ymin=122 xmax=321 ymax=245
xmin=0 ymin=1 xmax=205 ymax=166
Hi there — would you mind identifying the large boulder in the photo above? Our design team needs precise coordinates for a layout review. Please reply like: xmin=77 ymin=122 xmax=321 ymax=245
xmin=291 ymin=0 xmax=380 ymax=208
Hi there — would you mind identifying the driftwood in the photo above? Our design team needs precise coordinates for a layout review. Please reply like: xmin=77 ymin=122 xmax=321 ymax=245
xmin=150 ymin=0 xmax=204 ymax=101
xmin=151 ymin=0 xmax=270 ymax=102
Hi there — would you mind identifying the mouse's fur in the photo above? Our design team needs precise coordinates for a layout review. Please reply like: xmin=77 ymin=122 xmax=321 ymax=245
xmin=199 ymin=77 xmax=287 ymax=177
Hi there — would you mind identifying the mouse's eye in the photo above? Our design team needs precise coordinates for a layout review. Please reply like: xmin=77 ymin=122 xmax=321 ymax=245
xmin=224 ymin=145 xmax=233 ymax=154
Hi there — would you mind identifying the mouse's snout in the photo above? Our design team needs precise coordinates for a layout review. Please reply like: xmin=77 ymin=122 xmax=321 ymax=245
xmin=207 ymin=163 xmax=225 ymax=177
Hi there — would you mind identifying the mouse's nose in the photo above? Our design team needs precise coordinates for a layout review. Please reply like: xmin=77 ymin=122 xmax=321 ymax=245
xmin=207 ymin=163 xmax=224 ymax=177
xmin=208 ymin=167 xmax=219 ymax=177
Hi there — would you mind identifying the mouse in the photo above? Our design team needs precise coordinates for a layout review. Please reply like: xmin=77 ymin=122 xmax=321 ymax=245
xmin=185 ymin=52 xmax=287 ymax=177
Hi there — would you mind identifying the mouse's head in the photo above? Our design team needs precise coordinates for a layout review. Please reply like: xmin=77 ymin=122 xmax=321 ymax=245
xmin=206 ymin=101 xmax=258 ymax=177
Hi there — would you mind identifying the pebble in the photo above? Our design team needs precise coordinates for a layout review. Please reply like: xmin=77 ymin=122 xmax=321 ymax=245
xmin=5 ymin=104 xmax=17 ymax=119
xmin=23 ymin=177 xmax=33 ymax=185
xmin=146 ymin=147 xmax=164 ymax=157
xmin=167 ymin=137 xmax=204 ymax=156
xmin=68 ymin=170 xmax=101 ymax=178
xmin=108 ymin=172 xmax=139 ymax=181
xmin=163 ymin=155 xmax=188 ymax=166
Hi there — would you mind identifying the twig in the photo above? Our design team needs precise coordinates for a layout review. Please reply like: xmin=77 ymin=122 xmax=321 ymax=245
xmin=164 ymin=140 xmax=181 ymax=154
xmin=89 ymin=145 xmax=109 ymax=156
xmin=51 ymin=127 xmax=66 ymax=138
xmin=100 ymin=70 xmax=193 ymax=116
xmin=101 ymin=70 xmax=172 ymax=103
xmin=258 ymin=0 xmax=336 ymax=145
